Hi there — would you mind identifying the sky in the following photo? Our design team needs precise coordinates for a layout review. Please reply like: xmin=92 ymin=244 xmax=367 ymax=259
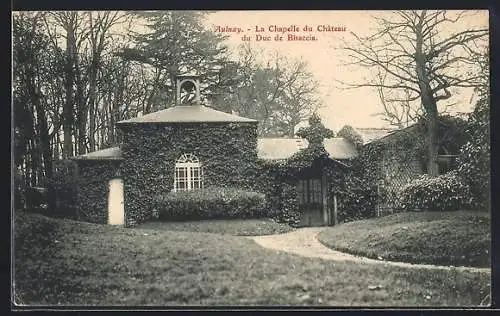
xmin=205 ymin=10 xmax=489 ymax=132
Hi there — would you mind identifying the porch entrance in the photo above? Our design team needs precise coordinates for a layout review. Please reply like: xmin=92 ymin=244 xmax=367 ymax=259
xmin=297 ymin=178 xmax=323 ymax=226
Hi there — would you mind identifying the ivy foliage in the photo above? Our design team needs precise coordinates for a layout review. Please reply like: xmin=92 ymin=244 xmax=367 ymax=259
xmin=118 ymin=122 xmax=259 ymax=227
xmin=333 ymin=140 xmax=385 ymax=222
xmin=296 ymin=113 xmax=334 ymax=149
xmin=336 ymin=115 xmax=469 ymax=220
xmin=277 ymin=112 xmax=335 ymax=176
xmin=396 ymin=171 xmax=472 ymax=211
xmin=337 ymin=125 xmax=364 ymax=151
xmin=457 ymin=96 xmax=490 ymax=209
xmin=258 ymin=114 xmax=341 ymax=226
xmin=275 ymin=182 xmax=301 ymax=226
xmin=75 ymin=160 xmax=122 ymax=224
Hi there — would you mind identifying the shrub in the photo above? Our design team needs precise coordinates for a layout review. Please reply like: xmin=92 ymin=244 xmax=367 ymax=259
xmin=45 ymin=160 xmax=78 ymax=219
xmin=396 ymin=171 xmax=472 ymax=211
xmin=457 ymin=96 xmax=490 ymax=209
xmin=339 ymin=187 xmax=377 ymax=223
xmin=152 ymin=186 xmax=267 ymax=220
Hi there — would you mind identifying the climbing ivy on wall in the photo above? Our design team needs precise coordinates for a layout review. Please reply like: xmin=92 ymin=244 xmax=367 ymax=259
xmin=257 ymin=113 xmax=343 ymax=226
xmin=76 ymin=160 xmax=122 ymax=224
xmin=340 ymin=115 xmax=469 ymax=219
xmin=118 ymin=122 xmax=259 ymax=227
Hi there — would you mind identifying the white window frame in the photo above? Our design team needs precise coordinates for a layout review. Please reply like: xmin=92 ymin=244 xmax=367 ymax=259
xmin=174 ymin=153 xmax=203 ymax=192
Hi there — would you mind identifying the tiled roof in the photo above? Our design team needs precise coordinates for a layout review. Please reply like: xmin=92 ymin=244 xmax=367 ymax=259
xmin=75 ymin=137 xmax=358 ymax=161
xmin=116 ymin=105 xmax=257 ymax=124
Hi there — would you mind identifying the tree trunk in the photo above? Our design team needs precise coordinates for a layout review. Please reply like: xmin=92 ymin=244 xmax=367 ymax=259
xmin=75 ymin=62 xmax=87 ymax=155
xmin=32 ymin=83 xmax=52 ymax=179
xmin=415 ymin=14 xmax=440 ymax=177
xmin=427 ymin=113 xmax=440 ymax=176
xmin=88 ymin=57 xmax=99 ymax=152
xmin=63 ymin=29 xmax=75 ymax=158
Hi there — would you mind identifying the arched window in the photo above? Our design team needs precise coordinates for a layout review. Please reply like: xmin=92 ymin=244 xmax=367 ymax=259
xmin=174 ymin=153 xmax=203 ymax=192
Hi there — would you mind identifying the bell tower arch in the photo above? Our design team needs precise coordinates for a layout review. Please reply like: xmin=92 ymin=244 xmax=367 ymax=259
xmin=176 ymin=75 xmax=201 ymax=105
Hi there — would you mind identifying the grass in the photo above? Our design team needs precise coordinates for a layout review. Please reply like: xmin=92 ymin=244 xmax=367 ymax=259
xmin=317 ymin=211 xmax=491 ymax=268
xmin=134 ymin=218 xmax=295 ymax=236
xmin=13 ymin=210 xmax=491 ymax=307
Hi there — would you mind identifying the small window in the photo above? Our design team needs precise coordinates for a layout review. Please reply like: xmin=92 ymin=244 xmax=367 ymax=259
xmin=174 ymin=153 xmax=203 ymax=192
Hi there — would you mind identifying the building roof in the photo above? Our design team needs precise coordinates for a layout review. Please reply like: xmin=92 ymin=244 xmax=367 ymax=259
xmin=74 ymin=137 xmax=358 ymax=161
xmin=324 ymin=138 xmax=359 ymax=159
xmin=257 ymin=138 xmax=358 ymax=160
xmin=257 ymin=138 xmax=308 ymax=160
xmin=354 ymin=127 xmax=397 ymax=144
xmin=71 ymin=147 xmax=123 ymax=160
xmin=116 ymin=105 xmax=257 ymax=124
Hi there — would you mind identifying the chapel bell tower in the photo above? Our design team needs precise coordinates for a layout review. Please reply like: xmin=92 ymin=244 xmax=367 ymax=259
xmin=176 ymin=75 xmax=201 ymax=105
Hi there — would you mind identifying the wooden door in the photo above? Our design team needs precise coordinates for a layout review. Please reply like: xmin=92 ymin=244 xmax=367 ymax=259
xmin=297 ymin=178 xmax=325 ymax=226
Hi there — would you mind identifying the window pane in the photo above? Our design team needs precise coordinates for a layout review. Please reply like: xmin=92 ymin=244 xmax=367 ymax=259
xmin=175 ymin=161 xmax=203 ymax=192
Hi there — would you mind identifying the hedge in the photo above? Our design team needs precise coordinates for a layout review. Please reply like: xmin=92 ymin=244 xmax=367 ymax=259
xmin=152 ymin=186 xmax=267 ymax=220
xmin=396 ymin=171 xmax=472 ymax=211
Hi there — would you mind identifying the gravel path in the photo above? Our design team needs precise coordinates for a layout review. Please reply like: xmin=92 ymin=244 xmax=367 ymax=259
xmin=248 ymin=227 xmax=491 ymax=273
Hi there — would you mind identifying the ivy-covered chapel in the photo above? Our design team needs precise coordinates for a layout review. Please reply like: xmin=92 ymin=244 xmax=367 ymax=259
xmin=70 ymin=73 xmax=451 ymax=228
xmin=70 ymin=74 xmax=364 ymax=227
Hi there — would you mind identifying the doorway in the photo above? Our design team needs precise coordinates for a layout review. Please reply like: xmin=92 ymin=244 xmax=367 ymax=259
xmin=297 ymin=178 xmax=326 ymax=226
xmin=108 ymin=178 xmax=124 ymax=225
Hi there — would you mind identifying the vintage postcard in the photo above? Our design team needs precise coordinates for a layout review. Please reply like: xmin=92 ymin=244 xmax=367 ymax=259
xmin=12 ymin=10 xmax=491 ymax=308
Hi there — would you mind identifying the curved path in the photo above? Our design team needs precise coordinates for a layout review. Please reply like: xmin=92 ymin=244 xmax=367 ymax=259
xmin=248 ymin=227 xmax=490 ymax=273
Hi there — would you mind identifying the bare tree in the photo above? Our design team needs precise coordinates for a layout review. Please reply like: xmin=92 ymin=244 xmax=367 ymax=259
xmin=221 ymin=44 xmax=320 ymax=137
xmin=85 ymin=11 xmax=129 ymax=152
xmin=45 ymin=11 xmax=90 ymax=157
xmin=338 ymin=10 xmax=487 ymax=176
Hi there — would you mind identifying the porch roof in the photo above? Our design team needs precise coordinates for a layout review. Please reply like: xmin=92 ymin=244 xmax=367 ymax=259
xmin=71 ymin=147 xmax=123 ymax=160
xmin=354 ymin=127 xmax=397 ymax=144
xmin=257 ymin=137 xmax=358 ymax=160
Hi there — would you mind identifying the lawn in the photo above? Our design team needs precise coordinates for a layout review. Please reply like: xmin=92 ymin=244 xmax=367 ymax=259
xmin=13 ymin=211 xmax=490 ymax=307
xmin=134 ymin=218 xmax=295 ymax=236
xmin=317 ymin=211 xmax=491 ymax=268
